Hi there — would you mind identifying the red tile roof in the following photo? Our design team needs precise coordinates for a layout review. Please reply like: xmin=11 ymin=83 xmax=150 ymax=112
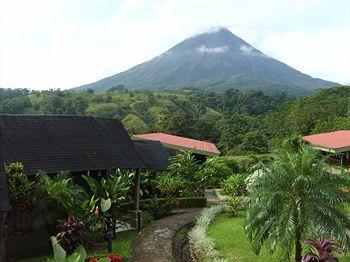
xmin=133 ymin=133 xmax=220 ymax=156
xmin=303 ymin=130 xmax=350 ymax=149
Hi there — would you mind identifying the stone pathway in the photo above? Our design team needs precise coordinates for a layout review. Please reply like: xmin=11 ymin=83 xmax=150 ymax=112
xmin=204 ymin=189 xmax=225 ymax=205
xmin=131 ymin=208 xmax=202 ymax=262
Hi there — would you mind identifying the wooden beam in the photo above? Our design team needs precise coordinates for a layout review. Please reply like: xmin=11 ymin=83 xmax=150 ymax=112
xmin=0 ymin=212 xmax=7 ymax=262
xmin=134 ymin=169 xmax=141 ymax=232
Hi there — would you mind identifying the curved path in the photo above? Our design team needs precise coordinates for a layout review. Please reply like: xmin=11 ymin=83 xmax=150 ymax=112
xmin=131 ymin=208 xmax=202 ymax=262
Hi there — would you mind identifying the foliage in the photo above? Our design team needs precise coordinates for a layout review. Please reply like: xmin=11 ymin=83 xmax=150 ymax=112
xmin=36 ymin=172 xmax=98 ymax=222
xmin=146 ymin=197 xmax=174 ymax=220
xmin=303 ymin=237 xmax=342 ymax=262
xmin=82 ymin=171 xmax=132 ymax=205
xmin=227 ymin=196 xmax=243 ymax=218
xmin=89 ymin=253 xmax=123 ymax=262
xmin=245 ymin=145 xmax=350 ymax=262
xmin=166 ymin=151 xmax=201 ymax=194
xmin=155 ymin=173 xmax=187 ymax=197
xmin=5 ymin=162 xmax=34 ymax=211
xmin=119 ymin=197 xmax=207 ymax=210
xmin=1 ymin=86 xmax=349 ymax=154
xmin=196 ymin=157 xmax=231 ymax=188
xmin=188 ymin=205 xmax=228 ymax=262
xmin=56 ymin=213 xmax=95 ymax=254
xmin=220 ymin=174 xmax=248 ymax=196
xmin=49 ymin=236 xmax=87 ymax=262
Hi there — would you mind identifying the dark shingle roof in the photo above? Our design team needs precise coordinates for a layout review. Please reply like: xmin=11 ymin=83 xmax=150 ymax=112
xmin=0 ymin=115 xmax=144 ymax=176
xmin=134 ymin=140 xmax=170 ymax=172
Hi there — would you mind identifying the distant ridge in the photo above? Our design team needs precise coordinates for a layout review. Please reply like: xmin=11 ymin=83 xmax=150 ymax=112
xmin=74 ymin=27 xmax=337 ymax=95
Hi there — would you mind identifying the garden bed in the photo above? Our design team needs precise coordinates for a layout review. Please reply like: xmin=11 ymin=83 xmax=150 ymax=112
xmin=16 ymin=229 xmax=137 ymax=262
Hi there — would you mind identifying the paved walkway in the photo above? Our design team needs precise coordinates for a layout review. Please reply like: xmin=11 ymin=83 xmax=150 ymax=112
xmin=131 ymin=191 xmax=224 ymax=262
xmin=131 ymin=208 xmax=202 ymax=262
xmin=204 ymin=189 xmax=225 ymax=205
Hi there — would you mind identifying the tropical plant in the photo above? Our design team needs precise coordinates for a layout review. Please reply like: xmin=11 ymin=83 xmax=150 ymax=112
xmin=82 ymin=171 xmax=131 ymax=204
xmin=227 ymin=196 xmax=242 ymax=218
xmin=302 ymin=238 xmax=341 ymax=262
xmin=245 ymin=145 xmax=350 ymax=262
xmin=147 ymin=197 xmax=174 ymax=219
xmin=56 ymin=213 xmax=95 ymax=254
xmin=196 ymin=157 xmax=231 ymax=188
xmin=166 ymin=151 xmax=201 ymax=195
xmin=220 ymin=173 xmax=248 ymax=196
xmin=89 ymin=253 xmax=123 ymax=262
xmin=49 ymin=236 xmax=86 ymax=262
xmin=155 ymin=173 xmax=187 ymax=197
xmin=167 ymin=151 xmax=200 ymax=179
xmin=36 ymin=172 xmax=98 ymax=221
xmin=5 ymin=162 xmax=34 ymax=211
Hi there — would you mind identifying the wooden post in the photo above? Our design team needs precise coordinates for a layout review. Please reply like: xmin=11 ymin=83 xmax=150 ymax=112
xmin=0 ymin=212 xmax=7 ymax=262
xmin=134 ymin=169 xmax=141 ymax=232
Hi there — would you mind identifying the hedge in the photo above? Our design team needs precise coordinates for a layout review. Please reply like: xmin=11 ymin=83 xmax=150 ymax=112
xmin=119 ymin=197 xmax=207 ymax=210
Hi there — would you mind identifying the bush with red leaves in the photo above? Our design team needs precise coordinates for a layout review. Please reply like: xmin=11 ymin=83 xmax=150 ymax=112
xmin=57 ymin=213 xmax=95 ymax=254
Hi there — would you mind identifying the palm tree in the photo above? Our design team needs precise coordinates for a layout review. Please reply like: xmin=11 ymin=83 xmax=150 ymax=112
xmin=245 ymin=145 xmax=350 ymax=262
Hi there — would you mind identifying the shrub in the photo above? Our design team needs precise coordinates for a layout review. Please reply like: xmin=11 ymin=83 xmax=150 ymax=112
xmin=56 ymin=213 xmax=95 ymax=254
xmin=155 ymin=173 xmax=188 ymax=197
xmin=5 ymin=162 xmax=34 ymax=211
xmin=221 ymin=173 xmax=248 ymax=196
xmin=119 ymin=197 xmax=207 ymax=210
xmin=174 ymin=197 xmax=207 ymax=208
xmin=147 ymin=197 xmax=174 ymax=219
xmin=303 ymin=238 xmax=342 ymax=262
xmin=196 ymin=157 xmax=231 ymax=188
xmin=49 ymin=236 xmax=86 ymax=262
xmin=226 ymin=196 xmax=242 ymax=217
xmin=188 ymin=205 xmax=228 ymax=262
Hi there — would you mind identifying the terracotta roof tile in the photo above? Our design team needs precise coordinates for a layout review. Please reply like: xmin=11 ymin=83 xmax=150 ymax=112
xmin=303 ymin=130 xmax=350 ymax=149
xmin=133 ymin=133 xmax=220 ymax=155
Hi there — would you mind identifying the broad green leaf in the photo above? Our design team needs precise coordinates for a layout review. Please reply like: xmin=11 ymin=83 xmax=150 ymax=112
xmin=50 ymin=236 xmax=66 ymax=262
xmin=66 ymin=245 xmax=86 ymax=262
xmin=98 ymin=258 xmax=111 ymax=262
xmin=101 ymin=198 xmax=111 ymax=213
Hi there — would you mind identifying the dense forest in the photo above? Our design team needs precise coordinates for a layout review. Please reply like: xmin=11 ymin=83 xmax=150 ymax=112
xmin=1 ymin=85 xmax=349 ymax=155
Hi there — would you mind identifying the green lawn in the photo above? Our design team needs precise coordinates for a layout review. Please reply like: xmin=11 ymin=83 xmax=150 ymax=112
xmin=207 ymin=211 xmax=350 ymax=262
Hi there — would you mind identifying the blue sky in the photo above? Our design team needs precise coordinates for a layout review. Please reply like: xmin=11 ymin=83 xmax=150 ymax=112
xmin=0 ymin=0 xmax=349 ymax=90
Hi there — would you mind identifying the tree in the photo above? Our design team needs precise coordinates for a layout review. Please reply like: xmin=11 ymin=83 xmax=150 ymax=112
xmin=246 ymin=145 xmax=350 ymax=262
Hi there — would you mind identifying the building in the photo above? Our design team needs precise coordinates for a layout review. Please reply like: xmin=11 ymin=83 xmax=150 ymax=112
xmin=303 ymin=130 xmax=350 ymax=166
xmin=133 ymin=132 xmax=220 ymax=162
xmin=133 ymin=140 xmax=170 ymax=172
xmin=0 ymin=114 xmax=145 ymax=259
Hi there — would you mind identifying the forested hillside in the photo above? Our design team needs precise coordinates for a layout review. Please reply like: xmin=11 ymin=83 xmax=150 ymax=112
xmin=1 ymin=86 xmax=349 ymax=154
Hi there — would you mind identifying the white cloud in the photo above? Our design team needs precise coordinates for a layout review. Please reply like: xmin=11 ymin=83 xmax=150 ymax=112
xmin=196 ymin=45 xmax=228 ymax=54
xmin=0 ymin=0 xmax=349 ymax=89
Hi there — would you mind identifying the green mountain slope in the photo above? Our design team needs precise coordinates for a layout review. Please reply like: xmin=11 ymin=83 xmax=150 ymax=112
xmin=74 ymin=27 xmax=337 ymax=95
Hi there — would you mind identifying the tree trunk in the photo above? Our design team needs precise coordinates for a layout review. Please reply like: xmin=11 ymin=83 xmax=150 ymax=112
xmin=0 ymin=212 xmax=7 ymax=262
xmin=295 ymin=224 xmax=302 ymax=262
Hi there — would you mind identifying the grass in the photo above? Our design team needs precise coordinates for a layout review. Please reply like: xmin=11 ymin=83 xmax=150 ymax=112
xmin=207 ymin=211 xmax=350 ymax=262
